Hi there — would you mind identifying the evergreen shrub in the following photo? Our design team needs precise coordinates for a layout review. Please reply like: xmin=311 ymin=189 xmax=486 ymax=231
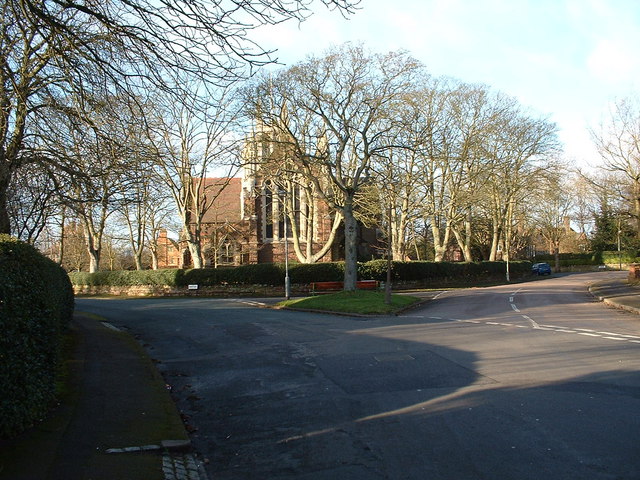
xmin=0 ymin=235 xmax=74 ymax=438
xmin=600 ymin=251 xmax=640 ymax=265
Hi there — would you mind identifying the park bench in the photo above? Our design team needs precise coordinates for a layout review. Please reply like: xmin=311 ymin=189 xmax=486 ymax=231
xmin=310 ymin=280 xmax=379 ymax=295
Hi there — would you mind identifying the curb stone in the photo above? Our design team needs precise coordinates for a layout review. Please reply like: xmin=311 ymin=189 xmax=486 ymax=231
xmin=162 ymin=453 xmax=208 ymax=480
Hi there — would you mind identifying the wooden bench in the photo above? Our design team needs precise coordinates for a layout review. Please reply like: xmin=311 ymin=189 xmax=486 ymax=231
xmin=310 ymin=280 xmax=379 ymax=295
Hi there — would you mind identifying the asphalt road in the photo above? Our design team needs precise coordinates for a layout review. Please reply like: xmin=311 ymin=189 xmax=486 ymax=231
xmin=76 ymin=271 xmax=640 ymax=480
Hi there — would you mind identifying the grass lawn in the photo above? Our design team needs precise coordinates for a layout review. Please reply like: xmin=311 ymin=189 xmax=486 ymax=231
xmin=278 ymin=290 xmax=422 ymax=315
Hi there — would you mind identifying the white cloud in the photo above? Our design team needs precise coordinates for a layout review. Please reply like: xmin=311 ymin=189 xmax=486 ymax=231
xmin=587 ymin=39 xmax=638 ymax=86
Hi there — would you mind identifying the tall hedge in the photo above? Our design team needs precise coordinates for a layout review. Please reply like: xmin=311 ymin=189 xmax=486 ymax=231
xmin=0 ymin=235 xmax=75 ymax=438
xmin=69 ymin=260 xmax=530 ymax=288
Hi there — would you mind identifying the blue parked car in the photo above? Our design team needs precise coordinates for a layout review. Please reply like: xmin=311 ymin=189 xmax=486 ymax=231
xmin=532 ymin=262 xmax=552 ymax=275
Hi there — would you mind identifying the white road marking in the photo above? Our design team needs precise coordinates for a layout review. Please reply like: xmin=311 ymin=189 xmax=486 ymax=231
xmin=522 ymin=315 xmax=540 ymax=329
xmin=511 ymin=304 xmax=520 ymax=312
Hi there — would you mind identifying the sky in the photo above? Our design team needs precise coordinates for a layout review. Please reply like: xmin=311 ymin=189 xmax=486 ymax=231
xmin=250 ymin=0 xmax=640 ymax=169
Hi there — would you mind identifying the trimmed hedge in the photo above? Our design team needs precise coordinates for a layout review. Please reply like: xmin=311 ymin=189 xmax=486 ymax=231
xmin=534 ymin=251 xmax=640 ymax=266
xmin=0 ymin=235 xmax=74 ymax=438
xmin=359 ymin=260 xmax=531 ymax=282
xmin=69 ymin=259 xmax=530 ymax=288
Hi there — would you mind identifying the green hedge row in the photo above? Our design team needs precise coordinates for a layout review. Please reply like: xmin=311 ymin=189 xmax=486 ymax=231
xmin=534 ymin=251 xmax=640 ymax=266
xmin=69 ymin=260 xmax=530 ymax=287
xmin=0 ymin=235 xmax=74 ymax=438
xmin=359 ymin=259 xmax=530 ymax=281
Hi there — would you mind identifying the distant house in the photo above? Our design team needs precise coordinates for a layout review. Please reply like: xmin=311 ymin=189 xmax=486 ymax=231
xmin=156 ymin=229 xmax=182 ymax=268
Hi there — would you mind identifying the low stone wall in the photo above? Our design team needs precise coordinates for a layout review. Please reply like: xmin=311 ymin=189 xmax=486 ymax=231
xmin=73 ymin=284 xmax=311 ymax=297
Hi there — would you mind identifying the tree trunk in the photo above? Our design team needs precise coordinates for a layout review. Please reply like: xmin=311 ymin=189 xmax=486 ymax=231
xmin=187 ymin=240 xmax=203 ymax=269
xmin=431 ymin=219 xmax=451 ymax=262
xmin=391 ymin=210 xmax=407 ymax=261
xmin=452 ymin=212 xmax=473 ymax=262
xmin=343 ymin=199 xmax=358 ymax=291
xmin=134 ymin=253 xmax=143 ymax=271
xmin=0 ymin=168 xmax=11 ymax=235
xmin=150 ymin=248 xmax=159 ymax=270
xmin=88 ymin=247 xmax=100 ymax=273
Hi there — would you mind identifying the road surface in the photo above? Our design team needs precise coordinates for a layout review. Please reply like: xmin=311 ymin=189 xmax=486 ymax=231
xmin=76 ymin=271 xmax=640 ymax=479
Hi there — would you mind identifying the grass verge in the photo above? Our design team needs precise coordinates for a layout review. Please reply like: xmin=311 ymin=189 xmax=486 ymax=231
xmin=279 ymin=290 xmax=421 ymax=315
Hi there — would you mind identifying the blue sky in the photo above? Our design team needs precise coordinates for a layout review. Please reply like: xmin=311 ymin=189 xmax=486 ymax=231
xmin=251 ymin=0 xmax=640 ymax=168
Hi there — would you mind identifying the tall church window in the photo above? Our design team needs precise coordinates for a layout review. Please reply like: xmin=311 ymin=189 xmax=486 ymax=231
xmin=263 ymin=181 xmax=274 ymax=240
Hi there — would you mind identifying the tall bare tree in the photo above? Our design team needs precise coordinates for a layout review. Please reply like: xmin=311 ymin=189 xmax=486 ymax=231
xmin=243 ymin=119 xmax=343 ymax=264
xmin=150 ymin=84 xmax=241 ymax=269
xmin=484 ymin=104 xmax=560 ymax=269
xmin=533 ymin=177 xmax=574 ymax=269
xmin=0 ymin=0 xmax=359 ymax=235
xmin=249 ymin=44 xmax=422 ymax=290
xmin=590 ymin=96 xmax=640 ymax=237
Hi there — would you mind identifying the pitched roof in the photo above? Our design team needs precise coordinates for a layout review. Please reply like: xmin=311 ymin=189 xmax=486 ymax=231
xmin=200 ymin=177 xmax=242 ymax=224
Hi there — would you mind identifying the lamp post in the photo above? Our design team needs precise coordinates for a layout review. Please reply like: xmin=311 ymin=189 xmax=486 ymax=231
xmin=385 ymin=203 xmax=392 ymax=305
xmin=280 ymin=189 xmax=291 ymax=300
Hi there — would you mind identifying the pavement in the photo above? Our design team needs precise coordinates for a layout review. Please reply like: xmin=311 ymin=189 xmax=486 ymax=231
xmin=0 ymin=313 xmax=207 ymax=480
xmin=1 ymin=275 xmax=640 ymax=480
xmin=589 ymin=276 xmax=640 ymax=315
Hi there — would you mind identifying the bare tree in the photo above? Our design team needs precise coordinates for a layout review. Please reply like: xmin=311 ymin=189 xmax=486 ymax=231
xmin=533 ymin=177 xmax=574 ymax=269
xmin=243 ymin=118 xmax=343 ymax=264
xmin=0 ymin=0 xmax=359 ymax=235
xmin=478 ymin=94 xmax=560 ymax=262
xmin=249 ymin=44 xmax=422 ymax=290
xmin=150 ymin=84 xmax=241 ymax=268
xmin=7 ymin=163 xmax=60 ymax=244
xmin=411 ymin=79 xmax=468 ymax=262
xmin=590 ymin=96 xmax=640 ymax=237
